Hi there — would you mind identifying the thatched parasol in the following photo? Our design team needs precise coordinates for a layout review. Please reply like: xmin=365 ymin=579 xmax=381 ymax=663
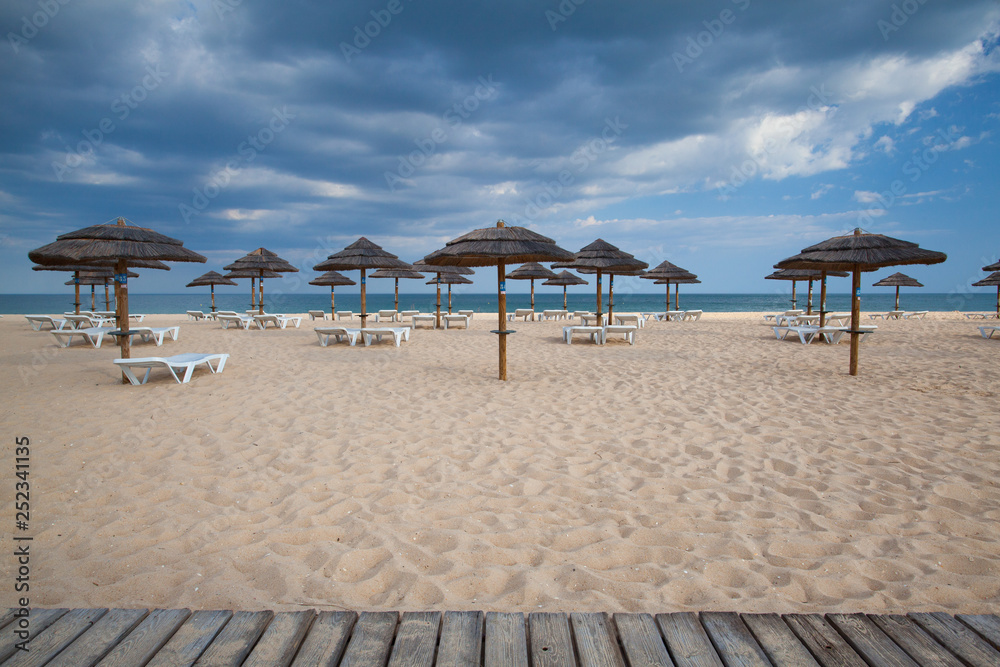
xmin=641 ymin=260 xmax=696 ymax=313
xmin=411 ymin=261 xmax=475 ymax=328
xmin=424 ymin=220 xmax=575 ymax=380
xmin=186 ymin=270 xmax=238 ymax=313
xmin=33 ymin=259 xmax=168 ymax=314
xmin=872 ymin=272 xmax=924 ymax=311
xmin=505 ymin=262 xmax=557 ymax=311
xmin=368 ymin=267 xmax=425 ymax=311
xmin=775 ymin=227 xmax=946 ymax=375
xmin=426 ymin=273 xmax=473 ymax=314
xmin=972 ymin=271 xmax=1000 ymax=316
xmin=542 ymin=270 xmax=588 ymax=309
xmin=554 ymin=239 xmax=648 ymax=324
xmin=314 ymin=238 xmax=413 ymax=328
xmin=309 ymin=271 xmax=357 ymax=313
xmin=224 ymin=248 xmax=298 ymax=315
xmin=983 ymin=261 xmax=1000 ymax=271
xmin=765 ymin=268 xmax=848 ymax=315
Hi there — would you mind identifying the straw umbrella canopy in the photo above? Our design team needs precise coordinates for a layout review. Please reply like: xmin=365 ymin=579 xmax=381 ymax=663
xmin=186 ymin=270 xmax=238 ymax=312
xmin=972 ymin=271 xmax=1000 ymax=316
xmin=505 ymin=262 xmax=557 ymax=311
xmin=29 ymin=217 xmax=205 ymax=375
xmin=224 ymin=267 xmax=282 ymax=310
xmin=775 ymin=227 xmax=946 ymax=376
xmin=542 ymin=270 xmax=588 ymax=309
xmin=32 ymin=259 xmax=169 ymax=314
xmin=553 ymin=239 xmax=648 ymax=324
xmin=368 ymin=267 xmax=425 ymax=310
xmin=641 ymin=260 xmax=695 ymax=313
xmin=983 ymin=261 xmax=1000 ymax=271
xmin=872 ymin=272 xmax=924 ymax=311
xmin=224 ymin=248 xmax=298 ymax=315
xmin=313 ymin=238 xmax=413 ymax=328
xmin=309 ymin=271 xmax=356 ymax=313
xmin=411 ymin=261 xmax=475 ymax=328
xmin=765 ymin=268 xmax=847 ymax=314
xmin=426 ymin=273 xmax=473 ymax=314
xmin=423 ymin=219 xmax=575 ymax=380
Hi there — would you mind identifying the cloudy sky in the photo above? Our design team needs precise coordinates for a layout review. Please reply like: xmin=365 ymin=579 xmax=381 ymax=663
xmin=4 ymin=0 xmax=999 ymax=296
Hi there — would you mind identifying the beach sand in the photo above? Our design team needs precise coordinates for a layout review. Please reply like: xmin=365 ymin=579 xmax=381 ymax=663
xmin=1 ymin=311 xmax=998 ymax=614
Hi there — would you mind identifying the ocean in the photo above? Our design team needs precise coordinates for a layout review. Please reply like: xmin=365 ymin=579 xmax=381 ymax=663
xmin=1 ymin=291 xmax=994 ymax=315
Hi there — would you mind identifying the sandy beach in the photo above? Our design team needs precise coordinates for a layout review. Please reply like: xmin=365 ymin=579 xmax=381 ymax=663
xmin=1 ymin=310 xmax=998 ymax=614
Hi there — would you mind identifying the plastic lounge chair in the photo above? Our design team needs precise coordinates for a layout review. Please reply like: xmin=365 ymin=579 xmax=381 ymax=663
xmin=51 ymin=326 xmax=114 ymax=348
xmin=603 ymin=324 xmax=637 ymax=345
xmin=772 ymin=325 xmax=818 ymax=344
xmin=315 ymin=327 xmax=361 ymax=346
xmin=964 ymin=312 xmax=990 ymax=319
xmin=336 ymin=311 xmax=354 ymax=320
xmin=541 ymin=310 xmax=569 ymax=321
xmin=398 ymin=310 xmax=420 ymax=320
xmin=131 ymin=326 xmax=180 ymax=346
xmin=253 ymin=314 xmax=301 ymax=329
xmin=378 ymin=310 xmax=399 ymax=322
xmin=360 ymin=327 xmax=411 ymax=347
xmin=25 ymin=315 xmax=69 ymax=331
xmin=458 ymin=310 xmax=474 ymax=321
xmin=825 ymin=312 xmax=851 ymax=326
xmin=186 ymin=310 xmax=208 ymax=320
xmin=580 ymin=313 xmax=605 ymax=326
xmin=979 ymin=326 xmax=1000 ymax=339
xmin=411 ymin=314 xmax=436 ymax=329
xmin=507 ymin=309 xmax=534 ymax=322
xmin=114 ymin=353 xmax=229 ymax=385
xmin=903 ymin=310 xmax=928 ymax=319
xmin=218 ymin=314 xmax=252 ymax=329
xmin=663 ymin=310 xmax=685 ymax=321
xmin=563 ymin=325 xmax=604 ymax=345
xmin=614 ymin=314 xmax=643 ymax=328
xmin=443 ymin=314 xmax=470 ymax=329
xmin=682 ymin=310 xmax=703 ymax=321
xmin=308 ymin=310 xmax=328 ymax=320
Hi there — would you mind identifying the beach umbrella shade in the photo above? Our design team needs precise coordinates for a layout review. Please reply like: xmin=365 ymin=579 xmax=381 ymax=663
xmin=368 ymin=267 xmax=425 ymax=310
xmin=872 ymin=272 xmax=924 ymax=311
xmin=426 ymin=273 xmax=473 ymax=314
xmin=983 ymin=261 xmax=1000 ymax=271
xmin=972 ymin=271 xmax=1000 ymax=316
xmin=411 ymin=261 xmax=475 ymax=328
xmin=224 ymin=248 xmax=298 ymax=315
xmin=775 ymin=227 xmax=946 ymax=376
xmin=28 ymin=217 xmax=206 ymax=375
xmin=65 ymin=270 xmax=138 ymax=310
xmin=423 ymin=219 xmax=575 ymax=380
xmin=553 ymin=239 xmax=648 ymax=324
xmin=765 ymin=268 xmax=848 ymax=315
xmin=186 ymin=270 xmax=238 ymax=312
xmin=224 ymin=267 xmax=281 ymax=310
xmin=542 ymin=270 xmax=588 ymax=309
xmin=641 ymin=260 xmax=695 ymax=313
xmin=309 ymin=271 xmax=356 ymax=313
xmin=33 ymin=259 xmax=168 ymax=314
xmin=505 ymin=262 xmax=557 ymax=311
xmin=314 ymin=238 xmax=414 ymax=328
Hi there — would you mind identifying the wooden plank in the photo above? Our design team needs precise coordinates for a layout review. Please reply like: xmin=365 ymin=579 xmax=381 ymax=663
xmin=0 ymin=611 xmax=20 ymax=632
xmin=613 ymin=613 xmax=674 ymax=666
xmin=783 ymin=614 xmax=867 ymax=667
xmin=145 ymin=610 xmax=233 ymax=667
xmin=242 ymin=611 xmax=315 ymax=667
xmin=868 ymin=615 xmax=964 ymax=667
xmin=957 ymin=614 xmax=1000 ymax=651
xmin=0 ymin=609 xmax=69 ymax=663
xmin=387 ymin=611 xmax=440 ymax=667
xmin=339 ymin=611 xmax=398 ymax=667
xmin=3 ymin=607 xmax=107 ymax=667
xmin=528 ymin=613 xmax=576 ymax=667
xmin=485 ymin=612 xmax=528 ymax=667
xmin=570 ymin=612 xmax=626 ymax=667
xmin=96 ymin=608 xmax=191 ymax=667
xmin=437 ymin=611 xmax=483 ymax=667
xmin=289 ymin=611 xmax=356 ymax=667
xmin=45 ymin=608 xmax=148 ymax=667
xmin=194 ymin=609 xmax=273 ymax=667
xmin=656 ymin=612 xmax=724 ymax=667
xmin=740 ymin=614 xmax=819 ymax=667
xmin=909 ymin=612 xmax=1000 ymax=667
xmin=700 ymin=612 xmax=773 ymax=667
xmin=825 ymin=614 xmax=918 ymax=667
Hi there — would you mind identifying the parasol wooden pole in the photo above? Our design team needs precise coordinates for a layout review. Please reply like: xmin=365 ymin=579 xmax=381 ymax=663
xmin=448 ymin=284 xmax=453 ymax=314
xmin=258 ymin=270 xmax=265 ymax=315
xmin=331 ymin=286 xmax=336 ymax=313
xmin=530 ymin=279 xmax=535 ymax=311
xmin=849 ymin=265 xmax=861 ymax=376
xmin=394 ymin=278 xmax=400 ymax=310
xmin=360 ymin=268 xmax=368 ymax=328
xmin=894 ymin=285 xmax=900 ymax=311
xmin=90 ymin=285 xmax=96 ymax=310
xmin=791 ymin=281 xmax=798 ymax=310
xmin=435 ymin=273 xmax=442 ymax=329
xmin=596 ymin=270 xmax=603 ymax=324
xmin=664 ymin=281 xmax=669 ymax=311
xmin=498 ymin=261 xmax=507 ymax=381
xmin=74 ymin=272 xmax=81 ymax=314
xmin=104 ymin=281 xmax=111 ymax=311
xmin=996 ymin=285 xmax=999 ymax=317
xmin=563 ymin=286 xmax=568 ymax=310
xmin=819 ymin=271 xmax=828 ymax=328
xmin=211 ymin=285 xmax=216 ymax=312
xmin=674 ymin=282 xmax=679 ymax=311
xmin=115 ymin=258 xmax=130 ymax=383
xmin=250 ymin=277 xmax=256 ymax=309
xmin=807 ymin=279 xmax=814 ymax=315
xmin=608 ymin=274 xmax=615 ymax=323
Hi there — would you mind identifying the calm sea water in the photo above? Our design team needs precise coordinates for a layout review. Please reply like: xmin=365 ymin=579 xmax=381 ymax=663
xmin=2 ymin=291 xmax=995 ymax=315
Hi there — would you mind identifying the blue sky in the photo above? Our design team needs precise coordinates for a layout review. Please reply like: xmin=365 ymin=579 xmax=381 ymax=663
xmin=3 ymin=0 xmax=999 ymax=296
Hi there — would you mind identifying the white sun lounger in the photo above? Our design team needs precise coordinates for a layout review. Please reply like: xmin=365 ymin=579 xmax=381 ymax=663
xmin=773 ymin=325 xmax=876 ymax=345
xmin=613 ymin=314 xmax=643 ymax=328
xmin=336 ymin=311 xmax=354 ymax=320
xmin=25 ymin=315 xmax=69 ymax=331
xmin=764 ymin=310 xmax=803 ymax=323
xmin=411 ymin=314 xmax=437 ymax=329
xmin=903 ymin=310 xmax=929 ymax=319
xmin=563 ymin=325 xmax=604 ymax=344
xmin=377 ymin=310 xmax=399 ymax=322
xmin=360 ymin=327 xmax=411 ymax=347
xmin=662 ymin=310 xmax=686 ymax=321
xmin=64 ymin=313 xmax=106 ymax=328
xmin=964 ymin=312 xmax=998 ymax=319
xmin=580 ymin=313 xmax=605 ymax=326
xmin=218 ymin=314 xmax=252 ymax=329
xmin=825 ymin=312 xmax=851 ymax=326
xmin=186 ymin=310 xmax=209 ymax=320
xmin=979 ymin=326 xmax=1000 ymax=339
xmin=113 ymin=353 xmax=229 ymax=385
xmin=870 ymin=310 xmax=905 ymax=320
xmin=253 ymin=314 xmax=302 ymax=329
xmin=315 ymin=327 xmax=361 ymax=346
xmin=131 ymin=326 xmax=180 ymax=346
xmin=398 ymin=310 xmax=420 ymax=320
xmin=458 ymin=310 xmax=474 ymax=320
xmin=507 ymin=309 xmax=535 ymax=322
xmin=603 ymin=324 xmax=637 ymax=345
xmin=541 ymin=310 xmax=569 ymax=320
xmin=682 ymin=310 xmax=703 ymax=321
xmin=308 ymin=310 xmax=328 ymax=320
xmin=442 ymin=314 xmax=470 ymax=329
xmin=51 ymin=327 xmax=114 ymax=348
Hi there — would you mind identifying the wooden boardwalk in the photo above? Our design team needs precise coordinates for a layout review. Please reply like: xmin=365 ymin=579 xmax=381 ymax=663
xmin=1 ymin=608 xmax=999 ymax=666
